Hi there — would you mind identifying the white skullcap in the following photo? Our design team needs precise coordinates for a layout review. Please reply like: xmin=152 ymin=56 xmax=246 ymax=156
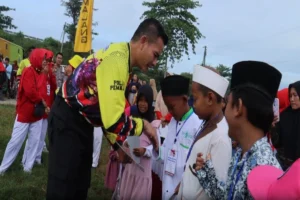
xmin=193 ymin=65 xmax=229 ymax=98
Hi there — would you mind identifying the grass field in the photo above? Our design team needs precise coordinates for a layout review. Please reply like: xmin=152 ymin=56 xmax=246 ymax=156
xmin=0 ymin=104 xmax=112 ymax=200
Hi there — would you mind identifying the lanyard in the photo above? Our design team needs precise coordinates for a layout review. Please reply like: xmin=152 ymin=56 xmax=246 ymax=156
xmin=185 ymin=121 xmax=205 ymax=164
xmin=185 ymin=113 xmax=220 ymax=164
xmin=227 ymin=152 xmax=249 ymax=200
xmin=173 ymin=111 xmax=193 ymax=144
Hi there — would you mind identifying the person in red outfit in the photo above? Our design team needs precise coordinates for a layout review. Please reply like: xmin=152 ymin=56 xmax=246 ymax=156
xmin=0 ymin=49 xmax=52 ymax=174
xmin=0 ymin=55 xmax=6 ymax=100
xmin=22 ymin=50 xmax=56 ymax=165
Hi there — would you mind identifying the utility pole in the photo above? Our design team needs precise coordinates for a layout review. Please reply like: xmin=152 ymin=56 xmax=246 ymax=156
xmin=60 ymin=22 xmax=67 ymax=53
xmin=202 ymin=46 xmax=207 ymax=66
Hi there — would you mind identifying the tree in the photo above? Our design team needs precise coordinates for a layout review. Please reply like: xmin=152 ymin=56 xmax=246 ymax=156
xmin=0 ymin=29 xmax=75 ymax=63
xmin=141 ymin=0 xmax=203 ymax=72
xmin=61 ymin=0 xmax=98 ymax=44
xmin=0 ymin=6 xmax=17 ymax=30
xmin=215 ymin=64 xmax=231 ymax=95
xmin=43 ymin=37 xmax=62 ymax=53
xmin=132 ymin=66 xmax=165 ymax=91
xmin=215 ymin=64 xmax=231 ymax=80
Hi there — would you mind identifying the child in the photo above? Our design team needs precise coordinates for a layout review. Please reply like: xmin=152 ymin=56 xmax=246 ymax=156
xmin=119 ymin=84 xmax=156 ymax=200
xmin=105 ymin=147 xmax=120 ymax=191
xmin=194 ymin=61 xmax=282 ymax=199
xmin=155 ymin=75 xmax=202 ymax=200
xmin=178 ymin=65 xmax=231 ymax=199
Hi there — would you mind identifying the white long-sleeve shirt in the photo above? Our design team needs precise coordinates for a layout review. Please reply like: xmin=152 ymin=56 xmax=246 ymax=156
xmin=177 ymin=117 xmax=232 ymax=200
xmin=154 ymin=109 xmax=202 ymax=200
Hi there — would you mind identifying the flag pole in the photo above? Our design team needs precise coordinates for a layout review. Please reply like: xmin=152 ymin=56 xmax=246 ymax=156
xmin=89 ymin=0 xmax=94 ymax=55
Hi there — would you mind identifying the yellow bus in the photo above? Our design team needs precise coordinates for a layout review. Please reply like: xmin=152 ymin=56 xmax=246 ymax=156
xmin=0 ymin=37 xmax=23 ymax=64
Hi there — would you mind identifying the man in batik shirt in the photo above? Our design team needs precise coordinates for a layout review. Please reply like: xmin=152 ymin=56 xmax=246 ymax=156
xmin=194 ymin=61 xmax=282 ymax=199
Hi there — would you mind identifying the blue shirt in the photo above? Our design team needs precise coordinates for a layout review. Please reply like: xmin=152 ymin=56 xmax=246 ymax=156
xmin=5 ymin=64 xmax=12 ymax=80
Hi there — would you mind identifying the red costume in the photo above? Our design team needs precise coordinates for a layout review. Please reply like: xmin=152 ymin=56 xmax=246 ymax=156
xmin=16 ymin=49 xmax=53 ymax=123
xmin=155 ymin=111 xmax=172 ymax=122
xmin=38 ymin=50 xmax=56 ymax=119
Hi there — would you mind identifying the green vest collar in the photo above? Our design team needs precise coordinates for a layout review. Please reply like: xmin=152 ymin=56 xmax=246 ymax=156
xmin=181 ymin=108 xmax=193 ymax=121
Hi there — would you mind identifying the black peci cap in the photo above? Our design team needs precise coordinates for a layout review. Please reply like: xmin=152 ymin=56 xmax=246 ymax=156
xmin=160 ymin=75 xmax=190 ymax=96
xmin=230 ymin=61 xmax=282 ymax=100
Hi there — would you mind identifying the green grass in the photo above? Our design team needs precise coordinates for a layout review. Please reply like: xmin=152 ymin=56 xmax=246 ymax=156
xmin=0 ymin=105 xmax=112 ymax=200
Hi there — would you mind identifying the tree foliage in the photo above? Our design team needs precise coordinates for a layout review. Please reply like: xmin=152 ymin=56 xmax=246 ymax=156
xmin=0 ymin=30 xmax=75 ymax=64
xmin=215 ymin=64 xmax=231 ymax=80
xmin=0 ymin=6 xmax=17 ymax=30
xmin=141 ymin=0 xmax=203 ymax=69
xmin=61 ymin=0 xmax=98 ymax=43
xmin=132 ymin=67 xmax=165 ymax=91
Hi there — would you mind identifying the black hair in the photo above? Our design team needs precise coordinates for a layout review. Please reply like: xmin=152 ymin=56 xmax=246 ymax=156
xmin=56 ymin=52 xmax=63 ymax=57
xmin=198 ymin=84 xmax=223 ymax=103
xmin=4 ymin=57 xmax=9 ymax=62
xmin=136 ymin=85 xmax=154 ymax=122
xmin=131 ymin=18 xmax=168 ymax=45
xmin=231 ymin=84 xmax=274 ymax=133
xmin=288 ymin=81 xmax=300 ymax=98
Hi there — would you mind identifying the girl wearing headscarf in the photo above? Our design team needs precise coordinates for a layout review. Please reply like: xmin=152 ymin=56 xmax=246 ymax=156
xmin=119 ymin=85 xmax=158 ymax=200
xmin=0 ymin=48 xmax=50 ymax=174
xmin=273 ymin=81 xmax=300 ymax=170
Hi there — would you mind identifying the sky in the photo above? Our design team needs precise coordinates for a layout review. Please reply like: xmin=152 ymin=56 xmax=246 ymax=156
xmin=4 ymin=0 xmax=300 ymax=89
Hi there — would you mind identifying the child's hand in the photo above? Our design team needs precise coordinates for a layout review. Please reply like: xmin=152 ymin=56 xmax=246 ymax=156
xmin=117 ymin=148 xmax=132 ymax=164
xmin=194 ymin=153 xmax=205 ymax=171
xmin=144 ymin=120 xmax=159 ymax=152
xmin=123 ymin=141 xmax=129 ymax=148
xmin=272 ymin=115 xmax=279 ymax=127
xmin=45 ymin=107 xmax=50 ymax=115
xmin=232 ymin=141 xmax=238 ymax=149
xmin=133 ymin=147 xmax=146 ymax=157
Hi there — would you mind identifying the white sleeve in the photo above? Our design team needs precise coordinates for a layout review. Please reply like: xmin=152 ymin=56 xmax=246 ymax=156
xmin=210 ymin=139 xmax=232 ymax=182
xmin=152 ymin=129 xmax=164 ymax=161
xmin=143 ymin=145 xmax=153 ymax=158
